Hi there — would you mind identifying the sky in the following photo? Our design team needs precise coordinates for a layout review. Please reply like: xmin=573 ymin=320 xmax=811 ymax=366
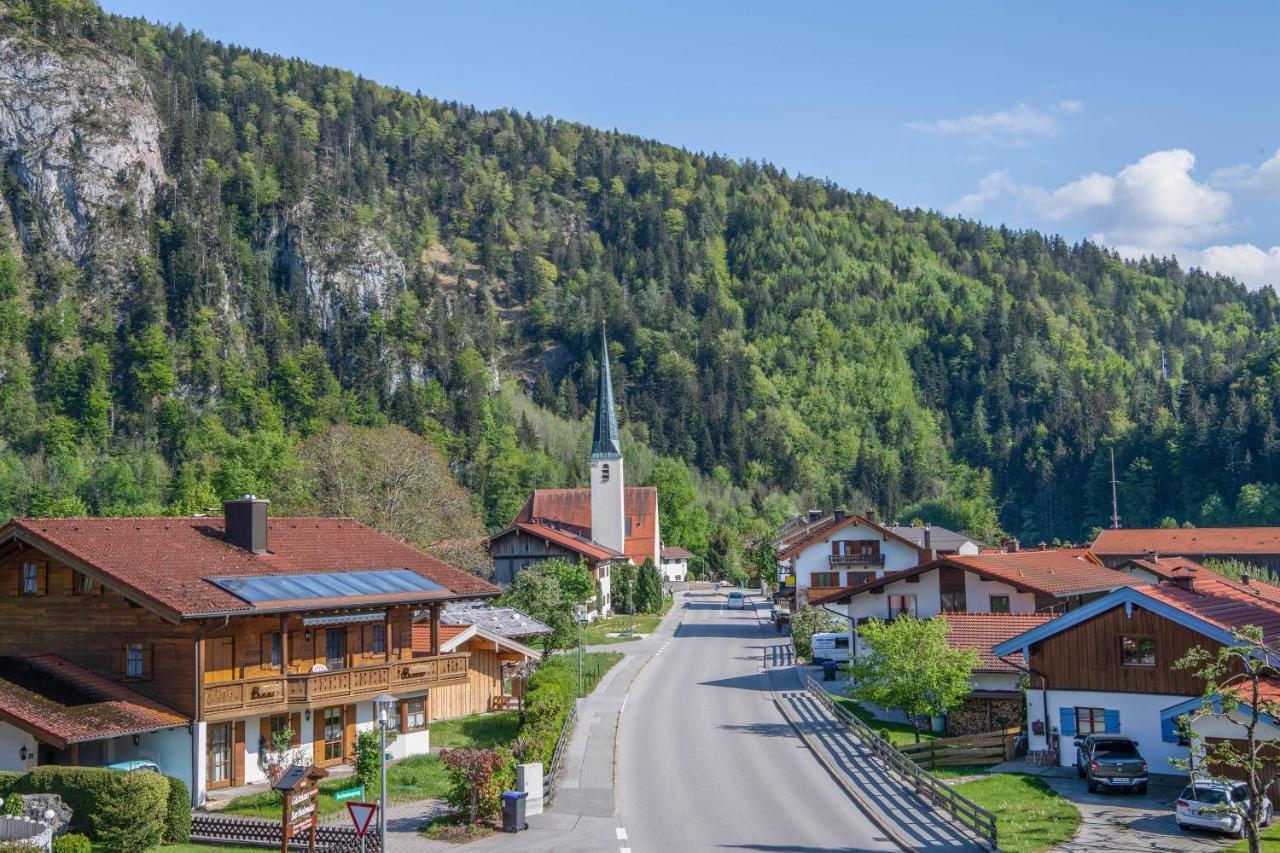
xmin=101 ymin=0 xmax=1280 ymax=289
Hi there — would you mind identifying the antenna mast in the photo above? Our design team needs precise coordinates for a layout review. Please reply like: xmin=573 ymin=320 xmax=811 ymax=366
xmin=1109 ymin=448 xmax=1121 ymax=529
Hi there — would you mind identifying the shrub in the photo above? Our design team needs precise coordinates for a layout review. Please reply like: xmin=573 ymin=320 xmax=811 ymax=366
xmin=52 ymin=834 xmax=92 ymax=853
xmin=2 ymin=794 xmax=21 ymax=816
xmin=11 ymin=766 xmax=167 ymax=850
xmin=162 ymin=775 xmax=191 ymax=843
xmin=354 ymin=729 xmax=382 ymax=797
xmin=440 ymin=747 xmax=513 ymax=824
xmin=0 ymin=773 xmax=18 ymax=799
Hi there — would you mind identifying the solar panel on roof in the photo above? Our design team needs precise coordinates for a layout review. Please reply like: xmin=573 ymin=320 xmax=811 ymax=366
xmin=208 ymin=569 xmax=442 ymax=604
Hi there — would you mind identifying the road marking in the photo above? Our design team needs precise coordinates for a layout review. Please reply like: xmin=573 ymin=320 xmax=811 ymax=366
xmin=616 ymin=827 xmax=628 ymax=839
xmin=620 ymin=848 xmax=632 ymax=853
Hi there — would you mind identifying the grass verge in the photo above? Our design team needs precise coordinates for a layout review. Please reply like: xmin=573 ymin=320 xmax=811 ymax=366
xmin=950 ymin=773 xmax=1080 ymax=853
xmin=584 ymin=597 xmax=674 ymax=644
xmin=429 ymin=711 xmax=520 ymax=749
xmin=832 ymin=696 xmax=940 ymax=747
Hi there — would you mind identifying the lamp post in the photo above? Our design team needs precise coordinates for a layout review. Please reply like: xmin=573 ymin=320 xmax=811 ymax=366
xmin=574 ymin=604 xmax=587 ymax=697
xmin=374 ymin=693 xmax=396 ymax=853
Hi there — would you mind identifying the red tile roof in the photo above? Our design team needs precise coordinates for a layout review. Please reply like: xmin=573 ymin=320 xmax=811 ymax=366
xmin=510 ymin=522 xmax=622 ymax=562
xmin=1140 ymin=576 xmax=1280 ymax=645
xmin=513 ymin=487 xmax=658 ymax=565
xmin=661 ymin=547 xmax=695 ymax=559
xmin=0 ymin=654 xmax=188 ymax=748
xmin=937 ymin=612 xmax=1057 ymax=673
xmin=1093 ymin=527 xmax=1280 ymax=557
xmin=945 ymin=549 xmax=1139 ymax=597
xmin=1120 ymin=556 xmax=1206 ymax=581
xmin=410 ymin=623 xmax=468 ymax=655
xmin=808 ymin=586 xmax=857 ymax=606
xmin=3 ymin=517 xmax=499 ymax=620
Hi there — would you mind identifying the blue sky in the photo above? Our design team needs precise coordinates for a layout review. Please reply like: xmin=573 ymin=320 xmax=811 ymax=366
xmin=101 ymin=0 xmax=1280 ymax=288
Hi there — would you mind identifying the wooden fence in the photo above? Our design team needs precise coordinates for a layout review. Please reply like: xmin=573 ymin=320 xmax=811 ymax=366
xmin=804 ymin=676 xmax=998 ymax=849
xmin=544 ymin=699 xmax=579 ymax=804
xmin=898 ymin=726 xmax=1020 ymax=770
xmin=191 ymin=813 xmax=380 ymax=852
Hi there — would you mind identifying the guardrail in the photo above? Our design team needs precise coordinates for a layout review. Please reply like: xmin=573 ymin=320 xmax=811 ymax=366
xmin=543 ymin=699 xmax=579 ymax=804
xmin=803 ymin=676 xmax=997 ymax=848
xmin=191 ymin=813 xmax=379 ymax=851
xmin=899 ymin=726 xmax=1020 ymax=769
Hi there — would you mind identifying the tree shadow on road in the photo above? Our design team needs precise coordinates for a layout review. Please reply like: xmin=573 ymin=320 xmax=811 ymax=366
xmin=699 ymin=672 xmax=771 ymax=692
xmin=717 ymin=721 xmax=797 ymax=739
xmin=675 ymin=622 xmax=762 ymax=638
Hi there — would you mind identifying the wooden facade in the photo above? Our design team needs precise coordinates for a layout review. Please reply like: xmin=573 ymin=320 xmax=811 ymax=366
xmin=1029 ymin=603 xmax=1216 ymax=695
xmin=428 ymin=637 xmax=527 ymax=720
xmin=488 ymin=529 xmax=588 ymax=585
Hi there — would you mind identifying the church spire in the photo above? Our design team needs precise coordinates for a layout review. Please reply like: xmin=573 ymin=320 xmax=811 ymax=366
xmin=591 ymin=324 xmax=622 ymax=459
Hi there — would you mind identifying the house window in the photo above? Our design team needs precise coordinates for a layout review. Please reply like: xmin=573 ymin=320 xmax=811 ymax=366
xmin=811 ymin=572 xmax=840 ymax=588
xmin=940 ymin=592 xmax=967 ymax=612
xmin=125 ymin=643 xmax=145 ymax=679
xmin=600 ymin=464 xmax=610 ymax=483
xmin=1120 ymin=636 xmax=1156 ymax=666
xmin=851 ymin=572 xmax=874 ymax=586
xmin=269 ymin=633 xmax=282 ymax=669
xmin=73 ymin=572 xmax=94 ymax=594
xmin=888 ymin=594 xmax=917 ymax=618
xmin=325 ymin=628 xmax=346 ymax=670
xmin=323 ymin=707 xmax=344 ymax=762
xmin=372 ymin=624 xmax=387 ymax=655
xmin=1075 ymin=706 xmax=1107 ymax=735
xmin=625 ymin=517 xmax=632 ymax=536
xmin=989 ymin=595 xmax=1010 ymax=613
xmin=405 ymin=698 xmax=426 ymax=732
xmin=20 ymin=563 xmax=38 ymax=595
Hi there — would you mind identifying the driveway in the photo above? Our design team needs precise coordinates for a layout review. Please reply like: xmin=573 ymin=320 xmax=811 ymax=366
xmin=992 ymin=762 xmax=1232 ymax=852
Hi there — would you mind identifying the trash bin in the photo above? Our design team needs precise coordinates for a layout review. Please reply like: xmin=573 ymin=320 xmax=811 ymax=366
xmin=822 ymin=660 xmax=837 ymax=681
xmin=500 ymin=791 xmax=528 ymax=832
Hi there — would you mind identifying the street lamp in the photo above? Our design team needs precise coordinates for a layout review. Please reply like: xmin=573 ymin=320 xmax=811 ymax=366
xmin=574 ymin=604 xmax=587 ymax=697
xmin=374 ymin=693 xmax=396 ymax=853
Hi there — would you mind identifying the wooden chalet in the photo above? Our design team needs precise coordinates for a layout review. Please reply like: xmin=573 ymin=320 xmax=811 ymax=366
xmin=0 ymin=496 xmax=499 ymax=805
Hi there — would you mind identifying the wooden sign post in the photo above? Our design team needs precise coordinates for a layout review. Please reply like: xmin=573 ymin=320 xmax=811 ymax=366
xmin=274 ymin=764 xmax=328 ymax=853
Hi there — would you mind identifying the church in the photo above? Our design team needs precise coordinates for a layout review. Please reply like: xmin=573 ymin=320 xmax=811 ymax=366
xmin=487 ymin=328 xmax=660 ymax=615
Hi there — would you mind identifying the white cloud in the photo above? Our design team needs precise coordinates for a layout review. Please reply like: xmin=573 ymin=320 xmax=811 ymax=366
xmin=948 ymin=149 xmax=1233 ymax=251
xmin=1212 ymin=147 xmax=1280 ymax=197
xmin=1055 ymin=99 xmax=1085 ymax=114
xmin=908 ymin=103 xmax=1060 ymax=148
xmin=1191 ymin=244 xmax=1280 ymax=291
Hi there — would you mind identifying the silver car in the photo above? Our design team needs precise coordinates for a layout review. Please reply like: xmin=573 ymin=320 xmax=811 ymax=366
xmin=1176 ymin=779 xmax=1272 ymax=837
xmin=725 ymin=590 xmax=745 ymax=609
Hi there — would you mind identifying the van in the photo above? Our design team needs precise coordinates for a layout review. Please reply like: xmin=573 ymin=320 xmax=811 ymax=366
xmin=810 ymin=632 xmax=851 ymax=663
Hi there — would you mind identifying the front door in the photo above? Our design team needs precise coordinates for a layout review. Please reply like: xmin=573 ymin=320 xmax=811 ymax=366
xmin=322 ymin=706 xmax=344 ymax=765
xmin=325 ymin=628 xmax=346 ymax=670
xmin=207 ymin=722 xmax=232 ymax=788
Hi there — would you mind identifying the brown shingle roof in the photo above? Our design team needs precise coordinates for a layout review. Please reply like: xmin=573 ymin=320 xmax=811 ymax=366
xmin=1140 ymin=576 xmax=1280 ymax=645
xmin=3 ymin=517 xmax=499 ymax=620
xmin=512 ymin=487 xmax=658 ymax=565
xmin=509 ymin=522 xmax=622 ymax=562
xmin=0 ymin=654 xmax=188 ymax=748
xmin=1093 ymin=527 xmax=1280 ymax=556
xmin=938 ymin=612 xmax=1057 ymax=673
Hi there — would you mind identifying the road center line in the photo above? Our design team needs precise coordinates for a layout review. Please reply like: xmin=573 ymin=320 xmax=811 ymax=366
xmin=616 ymin=827 xmax=628 ymax=839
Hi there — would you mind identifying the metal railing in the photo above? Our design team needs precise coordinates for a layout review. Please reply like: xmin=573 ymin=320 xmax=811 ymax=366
xmin=829 ymin=553 xmax=886 ymax=567
xmin=803 ymin=676 xmax=998 ymax=848
xmin=543 ymin=700 xmax=579 ymax=804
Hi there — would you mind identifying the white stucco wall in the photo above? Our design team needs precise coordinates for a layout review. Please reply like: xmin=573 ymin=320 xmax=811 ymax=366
xmin=957 ymin=541 xmax=981 ymax=556
xmin=791 ymin=521 xmax=923 ymax=595
xmin=972 ymin=672 xmax=1022 ymax=693
xmin=963 ymin=573 xmax=1038 ymax=613
xmin=105 ymin=726 xmax=193 ymax=783
xmin=1024 ymin=687 xmax=1197 ymax=773
xmin=660 ymin=558 xmax=687 ymax=582
xmin=0 ymin=723 xmax=37 ymax=773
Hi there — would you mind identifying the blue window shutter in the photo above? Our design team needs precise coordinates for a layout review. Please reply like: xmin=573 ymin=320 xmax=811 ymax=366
xmin=1059 ymin=707 xmax=1076 ymax=735
xmin=1161 ymin=714 xmax=1178 ymax=743
xmin=1104 ymin=709 xmax=1121 ymax=733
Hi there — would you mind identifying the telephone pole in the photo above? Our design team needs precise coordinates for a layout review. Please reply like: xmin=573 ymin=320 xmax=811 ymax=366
xmin=1109 ymin=448 xmax=1121 ymax=529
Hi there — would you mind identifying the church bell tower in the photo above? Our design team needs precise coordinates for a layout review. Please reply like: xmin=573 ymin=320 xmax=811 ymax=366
xmin=590 ymin=325 xmax=626 ymax=555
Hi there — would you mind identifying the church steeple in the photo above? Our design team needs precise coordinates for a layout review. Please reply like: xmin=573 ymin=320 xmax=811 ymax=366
xmin=590 ymin=324 xmax=622 ymax=459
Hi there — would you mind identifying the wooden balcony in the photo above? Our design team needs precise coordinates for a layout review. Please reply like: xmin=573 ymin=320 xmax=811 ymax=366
xmin=200 ymin=653 xmax=471 ymax=721
xmin=829 ymin=553 xmax=885 ymax=567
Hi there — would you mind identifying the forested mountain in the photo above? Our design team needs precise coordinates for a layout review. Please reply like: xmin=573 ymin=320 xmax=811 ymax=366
xmin=3 ymin=0 xmax=1280 ymax=546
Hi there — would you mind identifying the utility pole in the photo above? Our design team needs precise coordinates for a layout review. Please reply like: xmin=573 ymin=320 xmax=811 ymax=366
xmin=1110 ymin=448 xmax=1121 ymax=529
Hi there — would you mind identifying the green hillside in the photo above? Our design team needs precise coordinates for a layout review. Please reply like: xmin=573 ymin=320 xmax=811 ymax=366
xmin=2 ymin=0 xmax=1279 ymax=545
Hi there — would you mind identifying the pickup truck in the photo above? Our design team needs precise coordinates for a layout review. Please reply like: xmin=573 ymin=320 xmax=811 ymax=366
xmin=1074 ymin=734 xmax=1148 ymax=793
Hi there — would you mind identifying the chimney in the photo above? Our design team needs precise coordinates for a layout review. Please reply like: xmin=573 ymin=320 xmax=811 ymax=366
xmin=224 ymin=495 xmax=269 ymax=555
xmin=865 ymin=507 xmax=877 ymax=523
xmin=808 ymin=510 xmax=822 ymax=524
xmin=1039 ymin=541 xmax=1048 ymax=551
xmin=833 ymin=509 xmax=846 ymax=524
xmin=1009 ymin=538 xmax=1020 ymax=553
xmin=923 ymin=524 xmax=932 ymax=550
xmin=1242 ymin=571 xmax=1252 ymax=585
xmin=1146 ymin=550 xmax=1159 ymax=563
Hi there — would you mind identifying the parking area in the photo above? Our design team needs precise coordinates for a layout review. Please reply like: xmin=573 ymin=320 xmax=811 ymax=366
xmin=991 ymin=761 xmax=1233 ymax=851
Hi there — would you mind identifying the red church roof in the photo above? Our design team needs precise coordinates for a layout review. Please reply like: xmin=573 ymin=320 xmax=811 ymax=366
xmin=513 ymin=487 xmax=658 ymax=565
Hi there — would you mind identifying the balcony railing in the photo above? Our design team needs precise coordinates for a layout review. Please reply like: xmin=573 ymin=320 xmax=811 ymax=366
xmin=201 ymin=653 xmax=471 ymax=720
xmin=829 ymin=553 xmax=885 ymax=567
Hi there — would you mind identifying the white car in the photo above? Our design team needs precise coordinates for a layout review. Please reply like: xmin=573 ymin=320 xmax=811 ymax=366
xmin=1177 ymin=779 xmax=1272 ymax=836
xmin=725 ymin=590 xmax=746 ymax=609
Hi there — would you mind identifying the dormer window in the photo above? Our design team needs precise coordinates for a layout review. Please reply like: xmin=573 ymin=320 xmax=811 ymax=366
xmin=601 ymin=464 xmax=610 ymax=483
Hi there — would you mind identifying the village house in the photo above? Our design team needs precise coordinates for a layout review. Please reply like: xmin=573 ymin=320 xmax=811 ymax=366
xmin=993 ymin=567 xmax=1280 ymax=802
xmin=660 ymin=547 xmax=694 ymax=582
xmin=0 ymin=496 xmax=499 ymax=806
xmin=938 ymin=612 xmax=1056 ymax=735
xmin=487 ymin=328 xmax=660 ymax=615
xmin=1093 ymin=527 xmax=1280 ymax=575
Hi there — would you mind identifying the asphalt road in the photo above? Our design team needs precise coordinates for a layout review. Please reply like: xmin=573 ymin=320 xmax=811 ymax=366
xmin=617 ymin=592 xmax=900 ymax=853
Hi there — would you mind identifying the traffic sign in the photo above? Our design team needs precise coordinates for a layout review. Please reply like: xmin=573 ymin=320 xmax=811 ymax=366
xmin=334 ymin=786 xmax=364 ymax=802
xmin=347 ymin=801 xmax=379 ymax=837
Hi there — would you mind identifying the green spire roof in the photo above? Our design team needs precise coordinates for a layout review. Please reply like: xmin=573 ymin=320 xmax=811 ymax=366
xmin=591 ymin=325 xmax=622 ymax=459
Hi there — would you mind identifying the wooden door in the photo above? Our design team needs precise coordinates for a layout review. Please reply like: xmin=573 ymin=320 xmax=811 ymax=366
xmin=207 ymin=722 xmax=232 ymax=788
xmin=205 ymin=636 xmax=236 ymax=683
xmin=320 ymin=706 xmax=344 ymax=767
xmin=325 ymin=628 xmax=346 ymax=670
xmin=233 ymin=721 xmax=246 ymax=786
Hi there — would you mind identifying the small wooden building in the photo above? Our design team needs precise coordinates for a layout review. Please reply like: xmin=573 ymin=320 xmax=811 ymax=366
xmin=411 ymin=623 xmax=539 ymax=718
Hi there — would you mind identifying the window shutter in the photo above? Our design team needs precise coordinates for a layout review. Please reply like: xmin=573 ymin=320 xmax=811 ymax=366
xmin=832 ymin=541 xmax=840 ymax=555
xmin=1059 ymin=707 xmax=1076 ymax=735
xmin=233 ymin=721 xmax=246 ymax=787
xmin=1103 ymin=709 xmax=1120 ymax=733
xmin=259 ymin=716 xmax=271 ymax=752
xmin=141 ymin=644 xmax=153 ymax=680
xmin=1161 ymin=714 xmax=1179 ymax=743
xmin=35 ymin=564 xmax=47 ymax=596
xmin=113 ymin=643 xmax=126 ymax=678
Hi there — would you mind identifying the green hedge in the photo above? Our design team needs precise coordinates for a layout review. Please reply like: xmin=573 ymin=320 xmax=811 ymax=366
xmin=11 ymin=766 xmax=168 ymax=852
xmin=162 ymin=774 xmax=191 ymax=842
xmin=518 ymin=653 xmax=621 ymax=767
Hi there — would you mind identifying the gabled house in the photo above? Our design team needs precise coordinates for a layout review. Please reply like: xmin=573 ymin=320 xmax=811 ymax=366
xmin=660 ymin=547 xmax=694 ymax=582
xmin=1093 ymin=527 xmax=1280 ymax=574
xmin=940 ymin=612 xmax=1056 ymax=735
xmin=1114 ymin=555 xmax=1207 ymax=585
xmin=993 ymin=571 xmax=1280 ymax=791
xmin=0 ymin=497 xmax=499 ymax=805
xmin=487 ymin=328 xmax=661 ymax=615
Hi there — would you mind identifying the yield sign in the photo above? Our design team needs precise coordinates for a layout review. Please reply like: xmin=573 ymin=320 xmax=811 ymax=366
xmin=347 ymin=801 xmax=379 ymax=837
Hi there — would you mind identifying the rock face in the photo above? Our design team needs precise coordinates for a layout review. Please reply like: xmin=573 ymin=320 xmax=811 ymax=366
xmin=0 ymin=36 xmax=164 ymax=261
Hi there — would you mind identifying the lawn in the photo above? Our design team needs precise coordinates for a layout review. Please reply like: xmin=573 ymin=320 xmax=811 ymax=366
xmin=832 ymin=696 xmax=940 ymax=747
xmin=584 ymin=597 xmax=673 ymax=644
xmin=221 ymin=752 xmax=451 ymax=820
xmin=950 ymin=773 xmax=1080 ymax=853
xmin=429 ymin=711 xmax=520 ymax=749
xmin=1228 ymin=823 xmax=1280 ymax=851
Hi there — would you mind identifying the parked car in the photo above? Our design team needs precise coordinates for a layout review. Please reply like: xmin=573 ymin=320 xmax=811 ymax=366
xmin=725 ymin=590 xmax=746 ymax=609
xmin=1177 ymin=779 xmax=1272 ymax=836
xmin=1074 ymin=734 xmax=1148 ymax=793
xmin=104 ymin=759 xmax=161 ymax=773
xmin=810 ymin=632 xmax=851 ymax=664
